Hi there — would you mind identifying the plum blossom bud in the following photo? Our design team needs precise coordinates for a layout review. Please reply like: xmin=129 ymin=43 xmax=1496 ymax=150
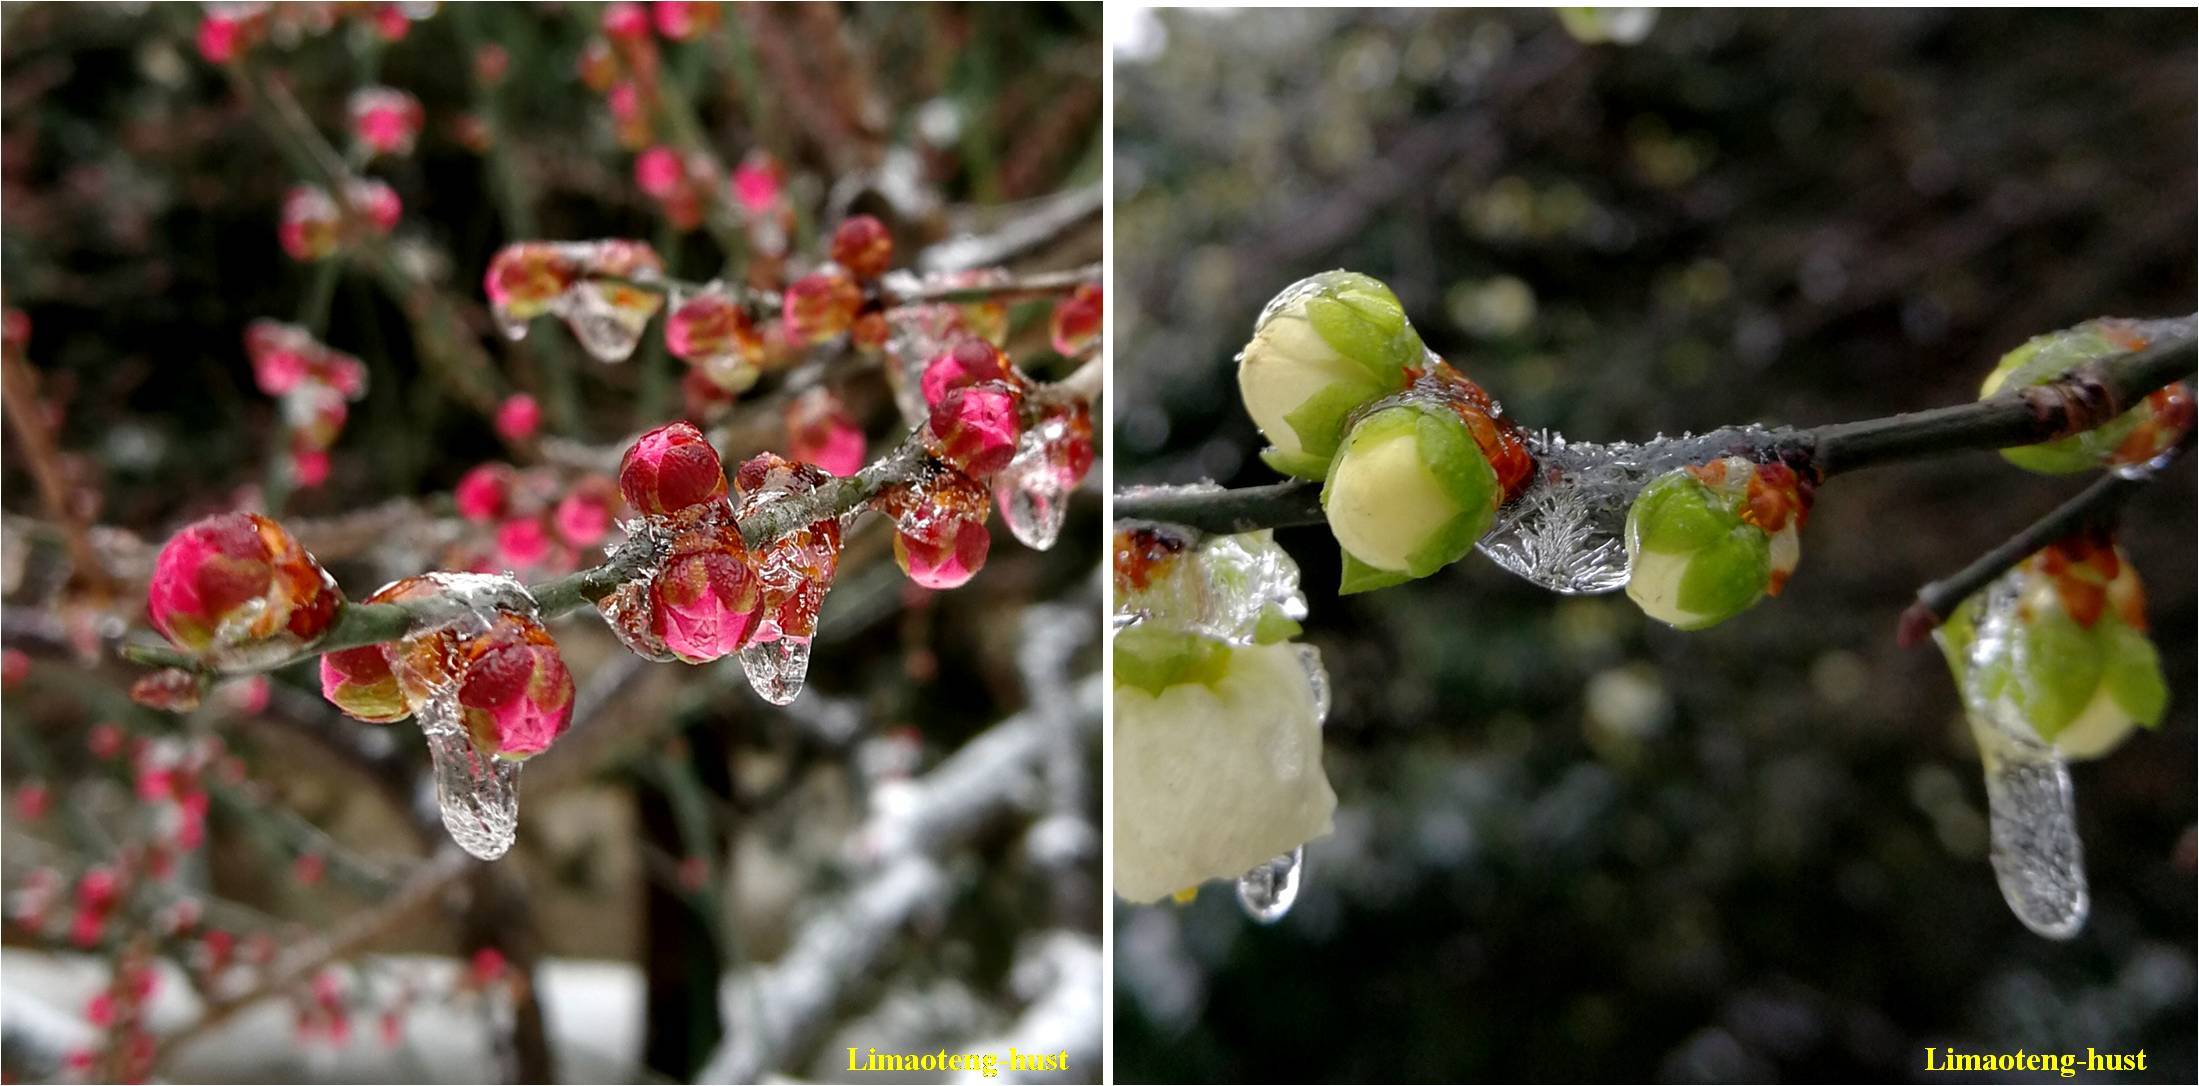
xmin=554 ymin=483 xmax=616 ymax=548
xmin=648 ymin=521 xmax=761 ymax=663
xmin=1624 ymin=457 xmax=1810 ymax=630
xmin=454 ymin=617 xmax=575 ymax=760
xmin=473 ymin=44 xmax=510 ymax=86
xmin=925 ymin=381 xmax=1024 ymax=479
xmin=1320 ymin=403 xmax=1500 ymax=594
xmin=455 ymin=464 xmax=512 ymax=522
xmin=1981 ymin=317 xmax=2199 ymax=475
xmin=348 ymin=86 xmax=424 ymax=157
xmin=197 ymin=8 xmax=263 ymax=64
xmin=874 ymin=468 xmax=993 ymax=590
xmin=147 ymin=512 xmax=342 ymax=659
xmin=829 ymin=215 xmax=893 ymax=281
xmin=496 ymin=518 xmax=553 ymax=569
xmin=784 ymin=388 xmax=865 ymax=477
xmin=919 ymin=340 xmax=1016 ymax=407
xmin=782 ymin=266 xmax=863 ymax=345
xmin=733 ymin=454 xmax=844 ymax=650
xmin=634 ymin=146 xmax=685 ymax=200
xmin=620 ymin=422 xmax=729 ymax=516
xmin=652 ymin=1 xmax=721 ymax=39
xmin=494 ymin=394 xmax=541 ymax=443
xmin=731 ymin=151 xmax=783 ymax=214
xmin=602 ymin=1 xmax=650 ymax=40
xmin=484 ymin=243 xmax=580 ymax=324
xmin=1236 ymin=271 xmax=1424 ymax=480
xmin=130 ymin=669 xmax=203 ymax=713
xmin=320 ymin=645 xmax=408 ymax=723
xmin=280 ymin=187 xmax=341 ymax=261
xmin=1938 ymin=535 xmax=2165 ymax=761
xmin=1049 ymin=282 xmax=1103 ymax=357
xmin=665 ymin=289 xmax=763 ymax=370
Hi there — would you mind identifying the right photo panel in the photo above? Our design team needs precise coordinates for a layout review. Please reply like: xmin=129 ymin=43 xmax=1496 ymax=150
xmin=1109 ymin=7 xmax=2196 ymax=1083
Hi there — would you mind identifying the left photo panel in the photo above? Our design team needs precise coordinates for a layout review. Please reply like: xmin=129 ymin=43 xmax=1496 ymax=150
xmin=0 ymin=4 xmax=1102 ymax=1084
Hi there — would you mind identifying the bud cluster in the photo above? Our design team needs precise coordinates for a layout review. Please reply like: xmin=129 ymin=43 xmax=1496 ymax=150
xmin=245 ymin=320 xmax=369 ymax=489
xmin=279 ymin=180 xmax=402 ymax=262
xmin=146 ymin=512 xmax=343 ymax=668
xmin=485 ymin=239 xmax=666 ymax=362
xmin=453 ymin=462 xmax=621 ymax=576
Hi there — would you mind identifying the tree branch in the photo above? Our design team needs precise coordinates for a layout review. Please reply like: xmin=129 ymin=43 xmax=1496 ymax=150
xmin=1114 ymin=328 xmax=2195 ymax=534
xmin=1895 ymin=437 xmax=2192 ymax=646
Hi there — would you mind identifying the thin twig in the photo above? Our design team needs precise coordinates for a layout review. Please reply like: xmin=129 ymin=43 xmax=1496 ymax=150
xmin=1 ymin=355 xmax=114 ymax=600
xmin=1896 ymin=437 xmax=2193 ymax=646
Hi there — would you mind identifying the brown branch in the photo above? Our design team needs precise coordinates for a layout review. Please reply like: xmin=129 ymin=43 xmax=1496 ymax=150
xmin=1 ymin=355 xmax=113 ymax=600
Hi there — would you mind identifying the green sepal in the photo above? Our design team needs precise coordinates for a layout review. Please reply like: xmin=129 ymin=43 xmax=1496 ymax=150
xmin=1281 ymin=376 xmax=1385 ymax=461
xmin=1399 ymin=509 xmax=1487 ymax=578
xmin=1983 ymin=325 xmax=2149 ymax=476
xmin=2100 ymin=620 xmax=2168 ymax=729
xmin=2013 ymin=607 xmax=2105 ymax=740
xmin=1114 ymin=624 xmax=1236 ymax=696
xmin=1301 ymin=271 xmax=1419 ymax=383
xmin=1252 ymin=607 xmax=1303 ymax=645
xmin=1261 ymin=446 xmax=1333 ymax=481
xmin=1629 ymin=472 xmax=1738 ymax=555
xmin=1337 ymin=552 xmax=1411 ymax=596
xmin=1672 ymin=525 xmax=1770 ymax=627
xmin=1413 ymin=409 xmax=1500 ymax=529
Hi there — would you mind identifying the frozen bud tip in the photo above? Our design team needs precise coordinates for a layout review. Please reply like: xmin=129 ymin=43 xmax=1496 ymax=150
xmin=925 ymin=382 xmax=1025 ymax=479
xmin=649 ymin=526 xmax=761 ymax=663
xmin=147 ymin=512 xmax=341 ymax=657
xmin=619 ymin=422 xmax=729 ymax=516
xmin=1623 ymin=457 xmax=1808 ymax=630
xmin=1981 ymin=316 xmax=2199 ymax=475
xmin=1237 ymin=270 xmax=1424 ymax=480
xmin=829 ymin=215 xmax=893 ymax=281
xmin=455 ymin=620 xmax=575 ymax=760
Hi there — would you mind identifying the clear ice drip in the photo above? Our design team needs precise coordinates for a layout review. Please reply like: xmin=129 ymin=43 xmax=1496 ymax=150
xmin=739 ymin=635 xmax=813 ymax=705
xmin=387 ymin=572 xmax=539 ymax=861
xmin=1474 ymin=426 xmax=1780 ymax=594
xmin=993 ymin=409 xmax=1081 ymax=551
xmin=418 ymin=696 xmax=523 ymax=861
xmin=1235 ymin=847 xmax=1303 ymax=924
xmin=1953 ymin=577 xmax=2089 ymax=938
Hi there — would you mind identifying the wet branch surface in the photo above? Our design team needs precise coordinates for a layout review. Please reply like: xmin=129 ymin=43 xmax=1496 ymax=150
xmin=1114 ymin=331 xmax=2196 ymax=533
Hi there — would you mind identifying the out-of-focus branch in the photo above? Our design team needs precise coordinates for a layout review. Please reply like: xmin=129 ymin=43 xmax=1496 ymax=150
xmin=1114 ymin=331 xmax=2197 ymax=534
xmin=1 ymin=355 xmax=113 ymax=600
xmin=948 ymin=933 xmax=1102 ymax=1085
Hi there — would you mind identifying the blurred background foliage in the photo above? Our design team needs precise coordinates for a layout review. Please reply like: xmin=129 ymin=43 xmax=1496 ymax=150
xmin=1113 ymin=8 xmax=2194 ymax=1082
xmin=3 ymin=3 xmax=1101 ymax=1082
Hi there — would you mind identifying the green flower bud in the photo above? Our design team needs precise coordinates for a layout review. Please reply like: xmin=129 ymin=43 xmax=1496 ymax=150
xmin=1937 ymin=543 xmax=2166 ymax=760
xmin=1622 ymin=458 xmax=1806 ymax=630
xmin=1114 ymin=640 xmax=1336 ymax=903
xmin=1236 ymin=271 xmax=1424 ymax=480
xmin=1980 ymin=318 xmax=2192 ymax=475
xmin=1320 ymin=403 xmax=1500 ymax=594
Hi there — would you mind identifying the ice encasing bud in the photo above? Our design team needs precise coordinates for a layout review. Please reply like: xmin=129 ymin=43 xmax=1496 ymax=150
xmin=1236 ymin=271 xmax=1422 ymax=480
xmin=1623 ymin=457 xmax=1808 ymax=630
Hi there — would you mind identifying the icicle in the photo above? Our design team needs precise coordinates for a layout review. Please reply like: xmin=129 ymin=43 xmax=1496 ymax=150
xmin=418 ymin=696 xmax=523 ymax=861
xmin=1975 ymin=727 xmax=2086 ymax=939
xmin=1235 ymin=847 xmax=1303 ymax=923
xmin=739 ymin=634 xmax=812 ymax=705
xmin=993 ymin=400 xmax=1093 ymax=551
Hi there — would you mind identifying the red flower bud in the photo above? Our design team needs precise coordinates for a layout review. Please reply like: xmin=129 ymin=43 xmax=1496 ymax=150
xmin=665 ymin=289 xmax=762 ymax=365
xmin=1050 ymin=282 xmax=1103 ymax=357
xmin=146 ymin=513 xmax=341 ymax=658
xmin=455 ymin=616 xmax=575 ymax=760
xmin=919 ymin=340 xmax=1016 ymax=407
xmin=925 ymin=382 xmax=1025 ymax=479
xmin=782 ymin=266 xmax=862 ymax=345
xmin=731 ymin=151 xmax=783 ymax=213
xmin=785 ymin=388 xmax=866 ymax=477
xmin=620 ymin=422 xmax=730 ymax=516
xmin=494 ymin=394 xmax=541 ymax=443
xmin=348 ymin=86 xmax=424 ymax=157
xmin=484 ymin=244 xmax=580 ymax=323
xmin=829 ymin=215 xmax=893 ymax=281
xmin=455 ymin=464 xmax=512 ymax=522
xmin=648 ymin=522 xmax=761 ymax=663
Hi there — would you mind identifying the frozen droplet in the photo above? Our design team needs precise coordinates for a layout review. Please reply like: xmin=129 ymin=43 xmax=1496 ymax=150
xmin=1977 ymin=729 xmax=2087 ymax=939
xmin=418 ymin=696 xmax=521 ymax=861
xmin=740 ymin=634 xmax=812 ymax=705
xmin=1112 ymin=505 xmax=1308 ymax=646
xmin=993 ymin=405 xmax=1091 ymax=551
xmin=553 ymin=282 xmax=660 ymax=364
xmin=1235 ymin=847 xmax=1302 ymax=923
xmin=1476 ymin=426 xmax=1780 ymax=594
xmin=494 ymin=310 xmax=530 ymax=342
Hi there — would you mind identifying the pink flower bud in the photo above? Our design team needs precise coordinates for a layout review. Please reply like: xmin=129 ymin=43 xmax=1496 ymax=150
xmin=280 ymin=186 xmax=340 ymax=261
xmin=474 ymin=44 xmax=510 ymax=86
xmin=919 ymin=340 xmax=1015 ymax=407
xmin=88 ymin=722 xmax=124 ymax=759
xmin=494 ymin=394 xmax=541 ymax=443
xmin=785 ymin=388 xmax=865 ymax=477
xmin=829 ymin=215 xmax=893 ymax=280
xmin=147 ymin=512 xmax=342 ymax=656
xmin=649 ymin=524 xmax=761 ymax=663
xmin=665 ymin=290 xmax=762 ymax=365
xmin=496 ymin=517 xmax=552 ymax=568
xmin=348 ymin=180 xmax=403 ymax=234
xmin=485 ymin=243 xmax=580 ymax=322
xmin=1050 ymin=282 xmax=1103 ymax=357
xmin=652 ymin=1 xmax=721 ymax=39
xmin=619 ymin=422 xmax=729 ymax=516
xmin=196 ymin=12 xmax=258 ymax=63
xmin=77 ymin=867 xmax=119 ymax=912
xmin=925 ymin=382 xmax=1025 ymax=479
xmin=455 ymin=464 xmax=512 ymax=522
xmin=634 ymin=146 xmax=685 ymax=200
xmin=455 ymin=618 xmax=575 ymax=760
xmin=13 ymin=782 xmax=49 ymax=821
xmin=731 ymin=151 xmax=783 ymax=213
xmin=290 ymin=446 xmax=330 ymax=487
xmin=292 ymin=851 xmax=326 ymax=887
xmin=348 ymin=87 xmax=425 ymax=157
xmin=467 ymin=946 xmax=508 ymax=987
xmin=602 ymin=1 xmax=650 ymax=40
xmin=553 ymin=487 xmax=614 ymax=548
xmin=320 ymin=644 xmax=408 ymax=722
xmin=782 ymin=266 xmax=862 ymax=345
xmin=894 ymin=515 xmax=991 ymax=590
xmin=4 ymin=647 xmax=30 ymax=690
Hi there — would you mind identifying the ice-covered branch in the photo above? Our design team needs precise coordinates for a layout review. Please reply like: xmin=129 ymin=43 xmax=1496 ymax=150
xmin=591 ymin=261 xmax=1102 ymax=311
xmin=1115 ymin=330 xmax=2196 ymax=534
xmin=1896 ymin=435 xmax=2193 ymax=647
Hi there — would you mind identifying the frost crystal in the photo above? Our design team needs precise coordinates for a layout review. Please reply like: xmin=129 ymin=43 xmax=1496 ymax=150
xmin=1235 ymin=847 xmax=1303 ymax=924
xmin=1475 ymin=426 xmax=1781 ymax=594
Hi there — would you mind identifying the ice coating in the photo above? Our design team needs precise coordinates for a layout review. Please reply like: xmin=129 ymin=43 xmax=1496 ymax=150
xmin=1235 ymin=847 xmax=1303 ymax=924
xmin=379 ymin=572 xmax=541 ymax=861
xmin=739 ymin=635 xmax=812 ymax=706
xmin=1475 ymin=426 xmax=1782 ymax=594
xmin=1112 ymin=505 xmax=1308 ymax=646
xmin=732 ymin=455 xmax=844 ymax=704
xmin=1944 ymin=577 xmax=2089 ymax=938
xmin=487 ymin=240 xmax=665 ymax=362
xmin=878 ymin=267 xmax=1013 ymax=426
xmin=593 ymin=516 xmax=678 ymax=662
